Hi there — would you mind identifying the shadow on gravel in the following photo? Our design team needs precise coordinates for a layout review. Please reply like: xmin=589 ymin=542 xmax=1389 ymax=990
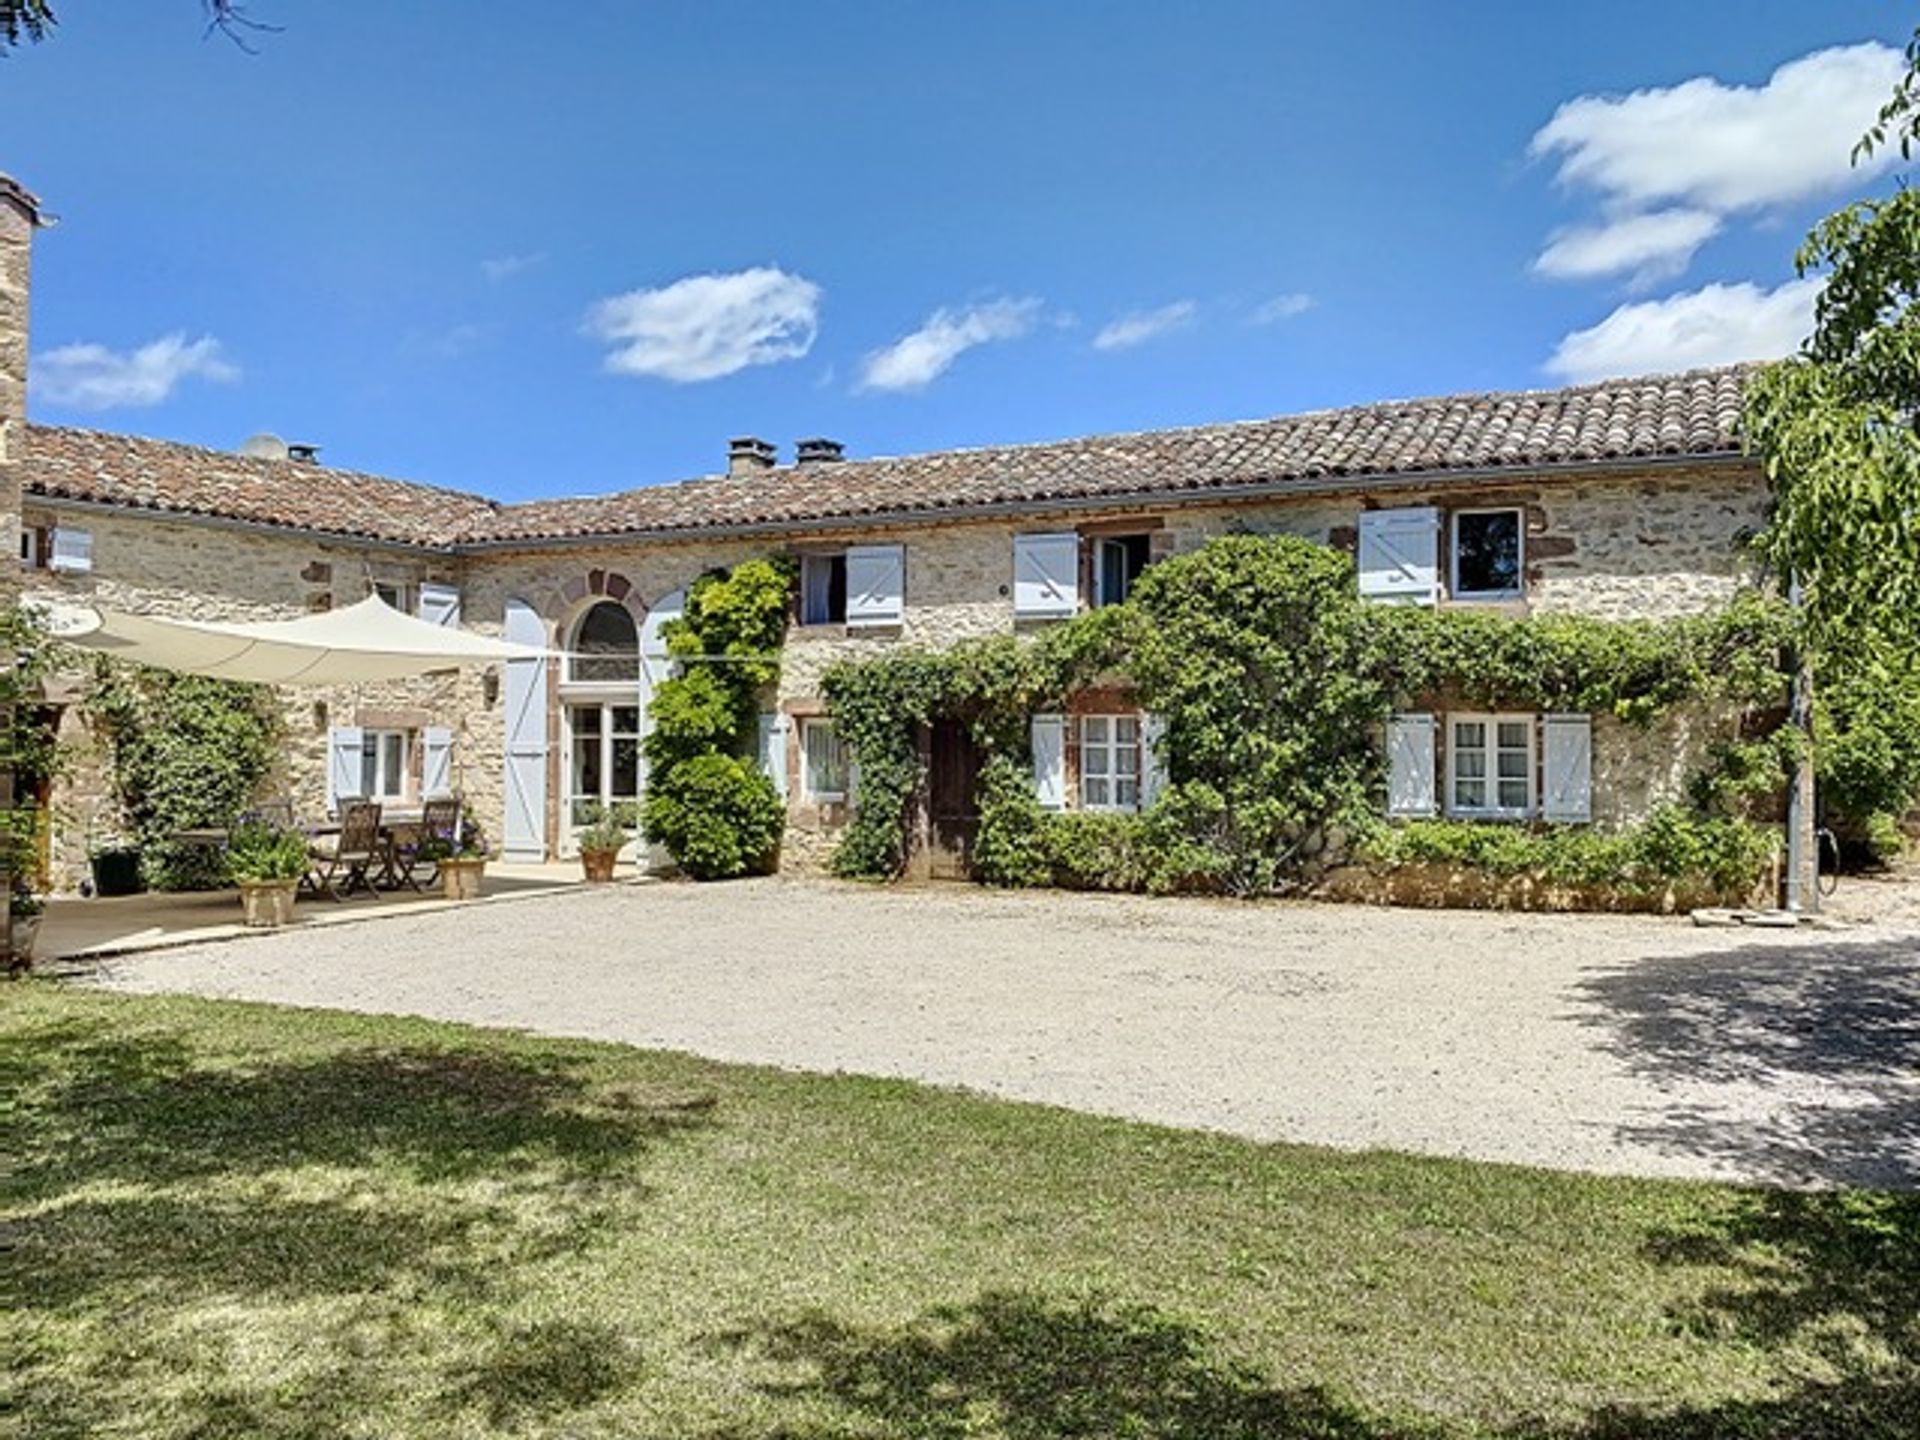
xmin=1575 ymin=934 xmax=1920 ymax=1188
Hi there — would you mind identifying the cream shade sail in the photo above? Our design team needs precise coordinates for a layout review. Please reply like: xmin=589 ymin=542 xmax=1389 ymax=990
xmin=36 ymin=595 xmax=543 ymax=685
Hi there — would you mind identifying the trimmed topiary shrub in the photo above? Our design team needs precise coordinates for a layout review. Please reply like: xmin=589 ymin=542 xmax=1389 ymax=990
xmin=642 ymin=753 xmax=784 ymax=881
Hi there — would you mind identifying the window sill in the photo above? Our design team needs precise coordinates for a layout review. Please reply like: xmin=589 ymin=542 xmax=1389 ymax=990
xmin=1443 ymin=810 xmax=1536 ymax=823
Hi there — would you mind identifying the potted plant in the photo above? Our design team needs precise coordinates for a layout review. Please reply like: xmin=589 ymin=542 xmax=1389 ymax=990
xmin=419 ymin=816 xmax=490 ymax=901
xmin=88 ymin=839 xmax=143 ymax=897
xmin=225 ymin=818 xmax=309 ymax=928
xmin=574 ymin=801 xmax=636 ymax=882
xmin=8 ymin=882 xmax=44 ymax=974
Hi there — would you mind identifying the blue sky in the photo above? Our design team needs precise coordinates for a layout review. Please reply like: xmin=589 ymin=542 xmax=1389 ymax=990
xmin=1 ymin=2 xmax=1910 ymax=502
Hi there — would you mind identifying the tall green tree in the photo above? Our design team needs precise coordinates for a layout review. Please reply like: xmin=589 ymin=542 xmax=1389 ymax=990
xmin=1 ymin=1 xmax=275 ymax=52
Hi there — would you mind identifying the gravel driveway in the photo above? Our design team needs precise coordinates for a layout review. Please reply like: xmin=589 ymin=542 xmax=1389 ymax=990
xmin=79 ymin=878 xmax=1920 ymax=1188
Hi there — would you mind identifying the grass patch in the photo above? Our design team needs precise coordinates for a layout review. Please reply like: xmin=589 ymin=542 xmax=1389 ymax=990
xmin=2 ymin=983 xmax=1915 ymax=1438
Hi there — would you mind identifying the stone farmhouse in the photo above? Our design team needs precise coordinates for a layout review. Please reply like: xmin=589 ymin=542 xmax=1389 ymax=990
xmin=2 ymin=174 xmax=1768 ymax=886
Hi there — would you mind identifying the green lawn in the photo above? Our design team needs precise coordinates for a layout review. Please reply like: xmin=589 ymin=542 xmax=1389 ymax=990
xmin=2 ymin=984 xmax=1913 ymax=1439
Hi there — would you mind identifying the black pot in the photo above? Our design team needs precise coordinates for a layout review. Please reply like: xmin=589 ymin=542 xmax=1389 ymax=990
xmin=90 ymin=847 xmax=143 ymax=897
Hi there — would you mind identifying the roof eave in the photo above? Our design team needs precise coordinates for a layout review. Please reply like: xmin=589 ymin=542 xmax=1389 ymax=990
xmin=453 ymin=449 xmax=1758 ymax=553
xmin=24 ymin=490 xmax=460 ymax=557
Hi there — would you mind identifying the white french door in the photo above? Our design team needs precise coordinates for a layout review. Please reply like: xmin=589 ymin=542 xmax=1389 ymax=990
xmin=563 ymin=700 xmax=642 ymax=853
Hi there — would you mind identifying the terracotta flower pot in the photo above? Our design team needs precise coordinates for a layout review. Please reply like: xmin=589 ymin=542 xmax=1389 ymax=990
xmin=238 ymin=879 xmax=298 ymax=928
xmin=440 ymin=857 xmax=486 ymax=901
xmin=580 ymin=848 xmax=620 ymax=883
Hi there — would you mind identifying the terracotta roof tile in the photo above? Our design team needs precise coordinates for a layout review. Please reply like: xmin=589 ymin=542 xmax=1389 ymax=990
xmin=22 ymin=365 xmax=1756 ymax=551
xmin=22 ymin=425 xmax=496 ymax=548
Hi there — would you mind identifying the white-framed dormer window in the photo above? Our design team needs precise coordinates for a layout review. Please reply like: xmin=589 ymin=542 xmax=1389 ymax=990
xmin=1449 ymin=508 xmax=1524 ymax=601
xmin=1079 ymin=714 xmax=1141 ymax=812
xmin=361 ymin=728 xmax=412 ymax=804
xmin=801 ymin=718 xmax=850 ymax=802
xmin=1448 ymin=713 xmax=1533 ymax=819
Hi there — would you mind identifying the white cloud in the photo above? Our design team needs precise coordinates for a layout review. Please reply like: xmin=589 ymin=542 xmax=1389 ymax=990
xmin=31 ymin=333 xmax=239 ymax=410
xmin=1249 ymin=292 xmax=1315 ymax=324
xmin=1534 ymin=208 xmax=1722 ymax=284
xmin=480 ymin=252 xmax=545 ymax=283
xmin=584 ymin=266 xmax=822 ymax=383
xmin=1530 ymin=43 xmax=1903 ymax=280
xmin=858 ymin=296 xmax=1043 ymax=392
xmin=1544 ymin=277 xmax=1819 ymax=383
xmin=1093 ymin=300 xmax=1197 ymax=352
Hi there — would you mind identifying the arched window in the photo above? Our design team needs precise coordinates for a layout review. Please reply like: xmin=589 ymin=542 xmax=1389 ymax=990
xmin=567 ymin=601 xmax=639 ymax=684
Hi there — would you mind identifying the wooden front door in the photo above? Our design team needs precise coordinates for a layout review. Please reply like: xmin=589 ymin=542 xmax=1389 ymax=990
xmin=927 ymin=719 xmax=983 ymax=880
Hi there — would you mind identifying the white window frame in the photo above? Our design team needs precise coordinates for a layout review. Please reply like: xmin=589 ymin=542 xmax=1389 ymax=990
xmin=1078 ymin=713 xmax=1142 ymax=813
xmin=801 ymin=717 xmax=850 ymax=802
xmin=1446 ymin=712 xmax=1535 ymax=820
xmin=360 ymin=728 xmax=412 ymax=805
xmin=1093 ymin=534 xmax=1152 ymax=609
xmin=562 ymin=700 xmax=643 ymax=833
xmin=371 ymin=579 xmax=416 ymax=612
xmin=799 ymin=552 xmax=847 ymax=627
xmin=1448 ymin=507 xmax=1525 ymax=602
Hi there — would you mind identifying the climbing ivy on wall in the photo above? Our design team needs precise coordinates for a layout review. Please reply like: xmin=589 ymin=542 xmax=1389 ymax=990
xmin=639 ymin=557 xmax=792 ymax=880
xmin=83 ymin=662 xmax=281 ymax=891
xmin=823 ymin=532 xmax=1793 ymax=897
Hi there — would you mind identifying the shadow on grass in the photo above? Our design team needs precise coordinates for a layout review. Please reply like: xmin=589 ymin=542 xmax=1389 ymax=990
xmin=704 ymin=1290 xmax=1430 ymax=1439
xmin=6 ymin=1017 xmax=718 ymax=1194
xmin=1576 ymin=934 xmax=1920 ymax=1187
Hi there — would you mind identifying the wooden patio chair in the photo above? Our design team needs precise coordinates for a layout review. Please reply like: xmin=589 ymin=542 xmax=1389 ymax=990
xmin=304 ymin=800 xmax=383 ymax=901
xmin=391 ymin=796 xmax=461 ymax=892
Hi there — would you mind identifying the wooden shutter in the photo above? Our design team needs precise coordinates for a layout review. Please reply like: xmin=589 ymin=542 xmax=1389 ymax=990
xmin=1140 ymin=712 xmax=1168 ymax=806
xmin=1542 ymin=713 xmax=1592 ymax=823
xmin=1031 ymin=713 xmax=1066 ymax=810
xmin=417 ymin=582 xmax=461 ymax=628
xmin=421 ymin=725 xmax=455 ymax=798
xmin=1357 ymin=507 xmax=1439 ymax=605
xmin=501 ymin=598 xmax=549 ymax=860
xmin=757 ymin=713 xmax=790 ymax=801
xmin=845 ymin=544 xmax=905 ymax=627
xmin=48 ymin=526 xmax=93 ymax=574
xmin=1386 ymin=713 xmax=1436 ymax=817
xmin=327 ymin=725 xmax=365 ymax=814
xmin=1013 ymin=532 xmax=1080 ymax=619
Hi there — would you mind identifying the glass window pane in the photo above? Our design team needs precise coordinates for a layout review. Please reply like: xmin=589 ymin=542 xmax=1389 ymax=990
xmin=1083 ymin=745 xmax=1110 ymax=778
xmin=1115 ymin=776 xmax=1139 ymax=809
xmin=1083 ymin=716 xmax=1109 ymax=745
xmin=1454 ymin=511 xmax=1522 ymax=596
xmin=1456 ymin=750 xmax=1486 ymax=779
xmin=360 ymin=736 xmax=378 ymax=797
xmin=1085 ymin=777 xmax=1110 ymax=807
xmin=612 ymin=706 xmax=640 ymax=735
xmin=1497 ymin=750 xmax=1530 ymax=779
xmin=1497 ymin=721 xmax=1529 ymax=750
xmin=574 ymin=706 xmax=602 ymax=735
xmin=1498 ymin=779 xmax=1530 ymax=810
xmin=571 ymin=602 xmax=639 ymax=683
xmin=1116 ymin=717 xmax=1139 ymax=745
xmin=1454 ymin=721 xmax=1485 ymax=749
xmin=611 ymin=738 xmax=640 ymax=798
xmin=1454 ymin=778 xmax=1486 ymax=809
xmin=806 ymin=722 xmax=846 ymax=796
xmin=383 ymin=735 xmax=403 ymax=797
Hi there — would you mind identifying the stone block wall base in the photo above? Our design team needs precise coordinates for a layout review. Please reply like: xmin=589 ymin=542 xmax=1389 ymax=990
xmin=1314 ymin=862 xmax=1765 ymax=915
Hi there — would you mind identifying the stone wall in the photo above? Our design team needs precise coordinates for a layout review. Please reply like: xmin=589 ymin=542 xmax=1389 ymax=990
xmin=1 ymin=177 xmax=37 ymax=606
xmin=19 ymin=504 xmax=472 ymax=889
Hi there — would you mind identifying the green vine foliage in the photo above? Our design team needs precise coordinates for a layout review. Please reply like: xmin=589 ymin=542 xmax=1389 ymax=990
xmin=82 ymin=662 xmax=280 ymax=891
xmin=825 ymin=533 xmax=1792 ymax=897
xmin=2 ymin=606 xmax=67 ymax=903
xmin=640 ymin=557 xmax=792 ymax=880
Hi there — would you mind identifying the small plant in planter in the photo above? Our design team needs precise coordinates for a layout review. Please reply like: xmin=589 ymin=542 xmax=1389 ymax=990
xmin=225 ymin=819 xmax=310 ymax=928
xmin=8 ymin=881 xmax=45 ymax=975
xmin=574 ymin=801 xmax=637 ymax=882
xmin=418 ymin=816 xmax=491 ymax=901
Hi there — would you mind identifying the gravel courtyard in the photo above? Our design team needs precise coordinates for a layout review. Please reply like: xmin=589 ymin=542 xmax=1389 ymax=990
xmin=79 ymin=878 xmax=1920 ymax=1188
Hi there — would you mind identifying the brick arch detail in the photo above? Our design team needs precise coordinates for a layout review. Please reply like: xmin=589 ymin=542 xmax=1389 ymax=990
xmin=554 ymin=569 xmax=647 ymax=640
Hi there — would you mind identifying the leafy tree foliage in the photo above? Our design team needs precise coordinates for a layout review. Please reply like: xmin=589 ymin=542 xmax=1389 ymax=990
xmin=82 ymin=663 xmax=279 ymax=891
xmin=1 ymin=1 xmax=275 ymax=52
xmin=639 ymin=558 xmax=791 ymax=880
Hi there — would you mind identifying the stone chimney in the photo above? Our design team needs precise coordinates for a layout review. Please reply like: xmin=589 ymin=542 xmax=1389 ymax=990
xmin=1 ymin=173 xmax=48 ymax=602
xmin=727 ymin=435 xmax=777 ymax=477
xmin=795 ymin=437 xmax=845 ymax=465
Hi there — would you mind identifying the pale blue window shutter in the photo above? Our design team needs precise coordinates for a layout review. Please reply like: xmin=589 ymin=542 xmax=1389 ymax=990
xmin=845 ymin=544 xmax=906 ymax=627
xmin=1542 ymin=714 xmax=1592 ymax=823
xmin=1386 ymin=713 xmax=1436 ymax=817
xmin=1358 ymin=508 xmax=1439 ymax=606
xmin=48 ymin=526 xmax=93 ymax=573
xmin=757 ymin=713 xmax=790 ymax=800
xmin=328 ymin=725 xmax=365 ymax=814
xmin=417 ymin=582 xmax=461 ymax=628
xmin=1140 ymin=712 xmax=1168 ymax=806
xmin=1013 ymin=533 xmax=1080 ymax=619
xmin=502 ymin=598 xmax=550 ymax=860
xmin=1031 ymin=713 xmax=1066 ymax=810
xmin=421 ymin=726 xmax=455 ymax=798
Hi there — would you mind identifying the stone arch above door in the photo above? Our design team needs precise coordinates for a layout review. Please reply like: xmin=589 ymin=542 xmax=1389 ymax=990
xmin=558 ymin=568 xmax=646 ymax=624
